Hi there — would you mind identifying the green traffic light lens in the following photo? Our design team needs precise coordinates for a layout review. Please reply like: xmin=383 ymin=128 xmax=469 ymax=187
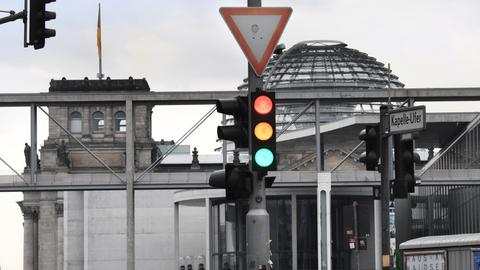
xmin=254 ymin=148 xmax=274 ymax=167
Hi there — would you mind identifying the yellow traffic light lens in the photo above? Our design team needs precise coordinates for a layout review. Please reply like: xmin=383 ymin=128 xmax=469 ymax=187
xmin=253 ymin=95 xmax=273 ymax=115
xmin=254 ymin=122 xmax=273 ymax=141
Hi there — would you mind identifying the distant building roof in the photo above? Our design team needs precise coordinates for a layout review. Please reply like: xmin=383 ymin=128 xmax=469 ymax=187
xmin=400 ymin=233 xmax=480 ymax=250
xmin=49 ymin=77 xmax=150 ymax=92
xmin=162 ymin=154 xmax=222 ymax=164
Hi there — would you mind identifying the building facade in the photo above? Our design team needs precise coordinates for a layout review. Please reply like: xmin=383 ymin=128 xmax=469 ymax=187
xmin=17 ymin=42 xmax=480 ymax=270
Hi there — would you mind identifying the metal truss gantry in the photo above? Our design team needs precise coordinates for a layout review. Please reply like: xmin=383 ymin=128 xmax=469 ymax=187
xmin=2 ymin=87 xmax=480 ymax=270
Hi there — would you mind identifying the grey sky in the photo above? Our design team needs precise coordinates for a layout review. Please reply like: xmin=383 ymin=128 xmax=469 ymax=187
xmin=1 ymin=0 xmax=480 ymax=268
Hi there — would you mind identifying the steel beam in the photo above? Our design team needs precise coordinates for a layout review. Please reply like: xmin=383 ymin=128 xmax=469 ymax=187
xmin=30 ymin=104 xmax=37 ymax=183
xmin=0 ymin=169 xmax=479 ymax=192
xmin=1 ymin=87 xmax=480 ymax=106
xmin=126 ymin=99 xmax=135 ymax=270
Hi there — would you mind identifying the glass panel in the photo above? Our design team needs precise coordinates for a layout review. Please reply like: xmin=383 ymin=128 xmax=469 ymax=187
xmin=297 ymin=196 xmax=318 ymax=270
xmin=219 ymin=204 xmax=226 ymax=254
xmin=71 ymin=111 xmax=81 ymax=118
xmin=71 ymin=119 xmax=82 ymax=133
xmin=92 ymin=111 xmax=104 ymax=132
xmin=236 ymin=200 xmax=248 ymax=270
xmin=117 ymin=120 xmax=126 ymax=132
xmin=212 ymin=203 xmax=226 ymax=270
xmin=97 ymin=119 xmax=104 ymax=131
xmin=267 ymin=197 xmax=292 ymax=270
xmin=115 ymin=111 xmax=126 ymax=132
xmin=212 ymin=198 xmax=294 ymax=270
xmin=70 ymin=112 xmax=82 ymax=133
xmin=212 ymin=204 xmax=219 ymax=270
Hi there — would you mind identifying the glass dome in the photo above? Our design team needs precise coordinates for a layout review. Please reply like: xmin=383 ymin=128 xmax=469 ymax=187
xmin=238 ymin=40 xmax=404 ymax=130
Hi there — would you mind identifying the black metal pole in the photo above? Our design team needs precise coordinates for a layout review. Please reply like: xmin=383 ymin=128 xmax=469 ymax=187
xmin=24 ymin=0 xmax=28 ymax=47
xmin=353 ymin=201 xmax=360 ymax=270
xmin=380 ymin=104 xmax=393 ymax=270
xmin=244 ymin=2 xmax=271 ymax=270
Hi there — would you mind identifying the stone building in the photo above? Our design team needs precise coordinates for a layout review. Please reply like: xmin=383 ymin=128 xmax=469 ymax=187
xmin=17 ymin=78 xmax=177 ymax=270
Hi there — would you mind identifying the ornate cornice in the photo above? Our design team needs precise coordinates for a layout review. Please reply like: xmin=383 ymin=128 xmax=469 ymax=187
xmin=17 ymin=202 xmax=39 ymax=220
xmin=55 ymin=202 xmax=64 ymax=217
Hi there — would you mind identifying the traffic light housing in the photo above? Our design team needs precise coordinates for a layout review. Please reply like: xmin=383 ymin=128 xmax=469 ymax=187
xmin=208 ymin=164 xmax=252 ymax=200
xmin=29 ymin=0 xmax=56 ymax=49
xmin=216 ymin=96 xmax=248 ymax=149
xmin=393 ymin=134 xmax=415 ymax=198
xmin=359 ymin=125 xmax=380 ymax=171
xmin=250 ymin=90 xmax=276 ymax=171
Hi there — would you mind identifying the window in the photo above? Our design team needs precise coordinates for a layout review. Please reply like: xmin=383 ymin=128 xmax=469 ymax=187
xmin=297 ymin=196 xmax=317 ymax=270
xmin=114 ymin=111 xmax=126 ymax=132
xmin=92 ymin=111 xmax=104 ymax=132
xmin=70 ymin=111 xmax=82 ymax=133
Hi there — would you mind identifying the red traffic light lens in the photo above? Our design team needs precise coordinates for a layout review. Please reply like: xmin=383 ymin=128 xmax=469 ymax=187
xmin=253 ymin=95 xmax=273 ymax=115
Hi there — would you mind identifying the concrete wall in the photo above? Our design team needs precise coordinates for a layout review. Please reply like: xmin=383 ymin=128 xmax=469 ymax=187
xmin=64 ymin=191 xmax=84 ymax=270
xmin=64 ymin=190 xmax=176 ymax=270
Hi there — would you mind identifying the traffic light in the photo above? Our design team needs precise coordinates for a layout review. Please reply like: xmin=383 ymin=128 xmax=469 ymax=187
xmin=250 ymin=90 xmax=276 ymax=171
xmin=209 ymin=164 xmax=252 ymax=200
xmin=393 ymin=134 xmax=415 ymax=198
xmin=216 ymin=96 xmax=248 ymax=149
xmin=29 ymin=0 xmax=56 ymax=49
xmin=358 ymin=125 xmax=380 ymax=171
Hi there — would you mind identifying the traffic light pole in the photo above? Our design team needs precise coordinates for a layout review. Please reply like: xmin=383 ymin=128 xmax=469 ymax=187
xmin=246 ymin=65 xmax=271 ymax=269
xmin=242 ymin=1 xmax=275 ymax=268
xmin=246 ymin=0 xmax=271 ymax=264
xmin=379 ymin=105 xmax=393 ymax=270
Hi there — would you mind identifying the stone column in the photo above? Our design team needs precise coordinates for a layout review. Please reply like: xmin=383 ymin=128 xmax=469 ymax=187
xmin=55 ymin=201 xmax=64 ymax=270
xmin=39 ymin=192 xmax=58 ymax=270
xmin=105 ymin=106 xmax=114 ymax=141
xmin=18 ymin=202 xmax=40 ymax=270
xmin=81 ymin=107 xmax=91 ymax=141
xmin=24 ymin=215 xmax=35 ymax=270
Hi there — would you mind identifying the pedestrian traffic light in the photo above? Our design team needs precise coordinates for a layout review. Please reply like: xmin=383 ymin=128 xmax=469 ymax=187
xmin=216 ymin=96 xmax=248 ymax=149
xmin=208 ymin=164 xmax=252 ymax=200
xmin=29 ymin=0 xmax=56 ymax=49
xmin=358 ymin=125 xmax=380 ymax=171
xmin=250 ymin=90 xmax=276 ymax=171
xmin=393 ymin=134 xmax=415 ymax=198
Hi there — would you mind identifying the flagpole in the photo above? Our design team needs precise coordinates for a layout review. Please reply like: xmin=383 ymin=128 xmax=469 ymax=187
xmin=97 ymin=3 xmax=104 ymax=80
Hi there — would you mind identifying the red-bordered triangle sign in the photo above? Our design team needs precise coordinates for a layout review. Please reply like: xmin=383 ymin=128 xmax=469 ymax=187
xmin=220 ymin=7 xmax=292 ymax=77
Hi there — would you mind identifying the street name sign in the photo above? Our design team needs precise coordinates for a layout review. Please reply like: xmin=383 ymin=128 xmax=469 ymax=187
xmin=220 ymin=7 xmax=292 ymax=77
xmin=388 ymin=105 xmax=426 ymax=135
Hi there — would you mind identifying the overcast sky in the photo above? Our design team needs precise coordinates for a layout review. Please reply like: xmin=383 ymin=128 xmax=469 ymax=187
xmin=1 ymin=0 xmax=480 ymax=268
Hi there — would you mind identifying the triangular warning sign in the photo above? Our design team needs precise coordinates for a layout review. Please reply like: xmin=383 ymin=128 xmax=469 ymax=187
xmin=220 ymin=7 xmax=292 ymax=77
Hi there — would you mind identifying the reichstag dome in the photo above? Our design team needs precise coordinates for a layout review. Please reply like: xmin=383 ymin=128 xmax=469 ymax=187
xmin=239 ymin=40 xmax=404 ymax=130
